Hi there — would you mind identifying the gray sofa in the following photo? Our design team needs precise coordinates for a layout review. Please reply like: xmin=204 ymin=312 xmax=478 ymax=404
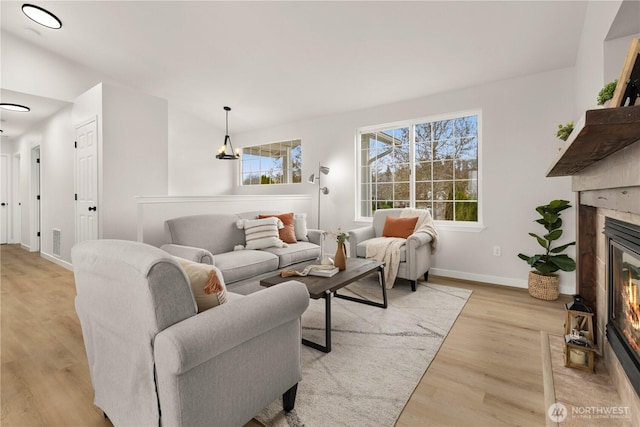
xmin=160 ymin=211 xmax=322 ymax=291
xmin=72 ymin=239 xmax=310 ymax=427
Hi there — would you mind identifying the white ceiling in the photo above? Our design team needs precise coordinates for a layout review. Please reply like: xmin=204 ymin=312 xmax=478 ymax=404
xmin=1 ymin=1 xmax=590 ymax=138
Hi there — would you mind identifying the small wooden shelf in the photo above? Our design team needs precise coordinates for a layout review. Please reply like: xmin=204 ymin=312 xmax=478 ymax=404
xmin=546 ymin=105 xmax=640 ymax=177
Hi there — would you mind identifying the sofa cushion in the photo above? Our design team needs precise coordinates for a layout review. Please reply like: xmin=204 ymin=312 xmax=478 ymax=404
xmin=263 ymin=242 xmax=321 ymax=268
xmin=356 ymin=241 xmax=406 ymax=262
xmin=165 ymin=214 xmax=246 ymax=255
xmin=258 ymin=212 xmax=297 ymax=243
xmin=237 ymin=217 xmax=287 ymax=250
xmin=174 ymin=257 xmax=228 ymax=312
xmin=382 ymin=216 xmax=419 ymax=239
xmin=293 ymin=213 xmax=309 ymax=242
xmin=214 ymin=250 xmax=279 ymax=284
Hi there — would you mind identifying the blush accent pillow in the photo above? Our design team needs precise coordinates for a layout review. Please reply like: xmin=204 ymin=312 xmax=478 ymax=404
xmin=236 ymin=217 xmax=288 ymax=250
xmin=175 ymin=257 xmax=228 ymax=312
xmin=382 ymin=216 xmax=419 ymax=239
xmin=258 ymin=212 xmax=297 ymax=243
xmin=293 ymin=213 xmax=309 ymax=241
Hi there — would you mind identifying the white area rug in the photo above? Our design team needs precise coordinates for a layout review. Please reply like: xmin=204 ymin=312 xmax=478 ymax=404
xmin=255 ymin=277 xmax=471 ymax=427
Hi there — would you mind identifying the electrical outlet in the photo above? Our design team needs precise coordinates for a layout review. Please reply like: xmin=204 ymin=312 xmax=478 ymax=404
xmin=493 ymin=246 xmax=501 ymax=256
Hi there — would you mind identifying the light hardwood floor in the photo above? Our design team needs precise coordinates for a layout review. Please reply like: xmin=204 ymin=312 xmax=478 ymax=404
xmin=1 ymin=244 xmax=570 ymax=426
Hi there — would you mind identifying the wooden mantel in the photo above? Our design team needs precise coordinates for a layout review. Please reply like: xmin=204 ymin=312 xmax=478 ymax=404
xmin=546 ymin=105 xmax=640 ymax=177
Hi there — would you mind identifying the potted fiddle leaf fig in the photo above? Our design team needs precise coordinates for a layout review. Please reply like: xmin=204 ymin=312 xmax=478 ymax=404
xmin=518 ymin=199 xmax=576 ymax=300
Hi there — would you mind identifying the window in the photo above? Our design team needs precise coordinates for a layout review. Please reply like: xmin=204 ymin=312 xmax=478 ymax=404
xmin=241 ymin=139 xmax=302 ymax=185
xmin=358 ymin=111 xmax=480 ymax=223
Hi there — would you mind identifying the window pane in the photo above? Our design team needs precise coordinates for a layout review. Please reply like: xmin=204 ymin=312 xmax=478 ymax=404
xmin=415 ymin=162 xmax=431 ymax=181
xmin=395 ymin=182 xmax=410 ymax=200
xmin=455 ymin=202 xmax=478 ymax=222
xmin=455 ymin=180 xmax=478 ymax=201
xmin=415 ymin=181 xmax=432 ymax=201
xmin=433 ymin=159 xmax=454 ymax=180
xmin=432 ymin=119 xmax=454 ymax=142
xmin=434 ymin=181 xmax=453 ymax=201
xmin=433 ymin=201 xmax=453 ymax=220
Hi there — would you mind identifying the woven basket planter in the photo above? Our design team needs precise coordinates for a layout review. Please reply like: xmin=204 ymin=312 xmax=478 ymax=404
xmin=528 ymin=271 xmax=559 ymax=301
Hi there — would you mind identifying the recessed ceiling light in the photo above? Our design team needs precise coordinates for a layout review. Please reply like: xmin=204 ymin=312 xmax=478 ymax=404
xmin=22 ymin=4 xmax=62 ymax=29
xmin=0 ymin=103 xmax=31 ymax=112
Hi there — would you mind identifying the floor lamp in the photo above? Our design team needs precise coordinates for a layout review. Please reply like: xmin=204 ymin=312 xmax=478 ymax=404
xmin=308 ymin=163 xmax=329 ymax=229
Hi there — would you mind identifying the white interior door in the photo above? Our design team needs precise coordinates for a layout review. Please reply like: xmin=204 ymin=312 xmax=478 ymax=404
xmin=76 ymin=119 xmax=99 ymax=242
xmin=0 ymin=155 xmax=9 ymax=244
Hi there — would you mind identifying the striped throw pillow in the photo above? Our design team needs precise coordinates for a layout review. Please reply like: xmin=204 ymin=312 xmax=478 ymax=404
xmin=236 ymin=217 xmax=288 ymax=250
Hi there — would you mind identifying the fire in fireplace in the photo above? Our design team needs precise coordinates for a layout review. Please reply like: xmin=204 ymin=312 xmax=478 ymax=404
xmin=605 ymin=217 xmax=640 ymax=396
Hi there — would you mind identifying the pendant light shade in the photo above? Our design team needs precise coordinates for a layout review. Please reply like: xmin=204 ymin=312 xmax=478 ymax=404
xmin=216 ymin=106 xmax=240 ymax=160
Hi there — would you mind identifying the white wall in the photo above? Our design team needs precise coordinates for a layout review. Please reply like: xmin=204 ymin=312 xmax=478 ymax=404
xmin=604 ymin=33 xmax=640 ymax=85
xmin=101 ymin=83 xmax=168 ymax=240
xmin=1 ymin=31 xmax=113 ymax=102
xmin=217 ymin=67 xmax=577 ymax=292
xmin=167 ymin=103 xmax=232 ymax=195
xmin=574 ymin=1 xmax=624 ymax=114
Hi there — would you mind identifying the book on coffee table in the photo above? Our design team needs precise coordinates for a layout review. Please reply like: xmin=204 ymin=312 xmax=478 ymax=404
xmin=308 ymin=267 xmax=339 ymax=277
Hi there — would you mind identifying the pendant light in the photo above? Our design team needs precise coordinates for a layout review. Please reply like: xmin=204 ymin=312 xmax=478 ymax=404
xmin=22 ymin=4 xmax=62 ymax=29
xmin=216 ymin=106 xmax=240 ymax=160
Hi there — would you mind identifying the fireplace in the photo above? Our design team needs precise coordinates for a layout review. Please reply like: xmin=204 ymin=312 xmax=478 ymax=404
xmin=605 ymin=217 xmax=640 ymax=397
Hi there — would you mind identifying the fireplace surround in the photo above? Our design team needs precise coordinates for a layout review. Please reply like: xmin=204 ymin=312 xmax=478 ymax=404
xmin=605 ymin=217 xmax=640 ymax=397
xmin=547 ymin=104 xmax=640 ymax=424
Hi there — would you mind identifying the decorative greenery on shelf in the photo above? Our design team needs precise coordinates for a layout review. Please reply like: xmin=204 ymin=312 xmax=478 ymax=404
xmin=597 ymin=79 xmax=617 ymax=105
xmin=518 ymin=199 xmax=576 ymax=276
xmin=556 ymin=121 xmax=574 ymax=141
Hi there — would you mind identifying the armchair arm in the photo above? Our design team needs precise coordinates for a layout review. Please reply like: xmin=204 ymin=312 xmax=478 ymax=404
xmin=307 ymin=229 xmax=323 ymax=245
xmin=154 ymin=281 xmax=310 ymax=375
xmin=346 ymin=226 xmax=376 ymax=258
xmin=407 ymin=232 xmax=433 ymax=250
xmin=160 ymin=243 xmax=214 ymax=265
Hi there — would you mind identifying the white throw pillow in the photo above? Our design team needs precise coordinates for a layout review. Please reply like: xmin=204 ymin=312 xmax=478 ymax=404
xmin=174 ymin=257 xmax=228 ymax=312
xmin=236 ymin=217 xmax=288 ymax=250
xmin=294 ymin=213 xmax=309 ymax=241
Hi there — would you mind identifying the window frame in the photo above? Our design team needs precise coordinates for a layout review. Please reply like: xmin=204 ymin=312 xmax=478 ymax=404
xmin=355 ymin=109 xmax=483 ymax=230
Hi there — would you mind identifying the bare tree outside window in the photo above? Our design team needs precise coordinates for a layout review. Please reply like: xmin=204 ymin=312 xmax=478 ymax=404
xmin=241 ymin=140 xmax=302 ymax=186
xmin=359 ymin=113 xmax=479 ymax=222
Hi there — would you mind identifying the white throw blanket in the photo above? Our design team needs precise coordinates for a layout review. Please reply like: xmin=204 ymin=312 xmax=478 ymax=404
xmin=366 ymin=208 xmax=438 ymax=288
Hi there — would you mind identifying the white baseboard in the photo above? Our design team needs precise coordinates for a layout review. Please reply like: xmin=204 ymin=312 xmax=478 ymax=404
xmin=41 ymin=251 xmax=73 ymax=271
xmin=430 ymin=268 xmax=576 ymax=295
xmin=20 ymin=243 xmax=30 ymax=251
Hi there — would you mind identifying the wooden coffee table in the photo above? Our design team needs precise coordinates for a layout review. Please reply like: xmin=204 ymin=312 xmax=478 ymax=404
xmin=260 ymin=258 xmax=387 ymax=353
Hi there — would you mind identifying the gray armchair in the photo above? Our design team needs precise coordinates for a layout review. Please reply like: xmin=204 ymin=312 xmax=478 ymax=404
xmin=347 ymin=208 xmax=434 ymax=291
xmin=72 ymin=239 xmax=309 ymax=427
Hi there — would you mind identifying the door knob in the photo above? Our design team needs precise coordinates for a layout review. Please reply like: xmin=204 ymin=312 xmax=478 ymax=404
xmin=0 ymin=203 xmax=6 ymax=206
xmin=88 ymin=206 xmax=97 ymax=212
